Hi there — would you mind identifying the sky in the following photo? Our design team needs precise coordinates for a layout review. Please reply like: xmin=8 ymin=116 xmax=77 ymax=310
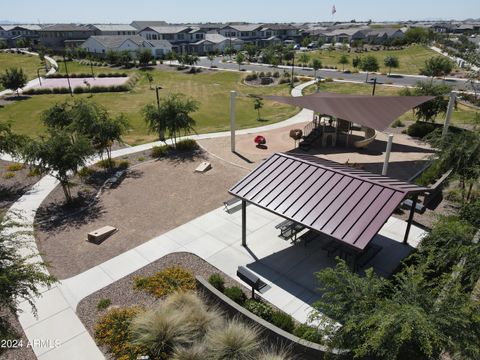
xmin=1 ymin=0 xmax=479 ymax=24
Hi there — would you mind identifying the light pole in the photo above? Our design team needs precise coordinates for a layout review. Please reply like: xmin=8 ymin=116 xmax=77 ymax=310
xmin=291 ymin=50 xmax=295 ymax=88
xmin=90 ymin=60 xmax=95 ymax=79
xmin=370 ymin=77 xmax=377 ymax=96
xmin=63 ymin=55 xmax=73 ymax=97
xmin=36 ymin=67 xmax=43 ymax=86
xmin=155 ymin=85 xmax=165 ymax=142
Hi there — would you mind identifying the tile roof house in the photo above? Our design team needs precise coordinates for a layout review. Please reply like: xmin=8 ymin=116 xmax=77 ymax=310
xmin=91 ymin=24 xmax=137 ymax=36
xmin=130 ymin=20 xmax=168 ymax=30
xmin=81 ymin=35 xmax=172 ymax=57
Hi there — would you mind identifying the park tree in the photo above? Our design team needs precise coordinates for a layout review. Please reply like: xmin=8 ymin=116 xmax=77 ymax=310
xmin=0 ymin=67 xmax=27 ymax=96
xmin=352 ymin=55 xmax=361 ymax=69
xmin=405 ymin=27 xmax=430 ymax=44
xmin=143 ymin=93 xmax=198 ymax=146
xmin=0 ymin=40 xmax=6 ymax=49
xmin=310 ymin=58 xmax=323 ymax=79
xmin=224 ymin=46 xmax=233 ymax=59
xmin=400 ymin=81 xmax=451 ymax=122
xmin=0 ymin=121 xmax=26 ymax=156
xmin=253 ymin=96 xmax=264 ymax=121
xmin=137 ymin=48 xmax=153 ymax=67
xmin=384 ymin=55 xmax=399 ymax=75
xmin=144 ymin=72 xmax=154 ymax=89
xmin=360 ymin=55 xmax=380 ymax=82
xmin=207 ymin=53 xmax=215 ymax=67
xmin=105 ymin=49 xmax=120 ymax=65
xmin=243 ymin=44 xmax=258 ymax=61
xmin=0 ymin=217 xmax=56 ymax=347
xmin=236 ymin=52 xmax=245 ymax=70
xmin=119 ymin=50 xmax=133 ymax=68
xmin=420 ymin=56 xmax=454 ymax=81
xmin=298 ymin=52 xmax=310 ymax=68
xmin=338 ymin=54 xmax=349 ymax=71
xmin=261 ymin=47 xmax=275 ymax=64
xmin=24 ymin=130 xmax=94 ymax=203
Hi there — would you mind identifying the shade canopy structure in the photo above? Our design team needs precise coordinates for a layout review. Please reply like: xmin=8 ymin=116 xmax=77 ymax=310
xmin=264 ymin=92 xmax=435 ymax=131
xmin=229 ymin=153 xmax=428 ymax=251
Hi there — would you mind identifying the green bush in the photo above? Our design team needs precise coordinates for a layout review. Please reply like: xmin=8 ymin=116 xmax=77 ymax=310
xmin=94 ymin=307 xmax=144 ymax=359
xmin=118 ymin=160 xmax=130 ymax=170
xmin=407 ymin=121 xmax=436 ymax=138
xmin=176 ymin=139 xmax=198 ymax=151
xmin=273 ymin=71 xmax=280 ymax=78
xmin=97 ymin=298 xmax=112 ymax=310
xmin=391 ymin=119 xmax=405 ymax=128
xmin=208 ymin=273 xmax=225 ymax=293
xmin=151 ymin=144 xmax=172 ymax=158
xmin=3 ymin=172 xmax=15 ymax=179
xmin=293 ymin=324 xmax=323 ymax=343
xmin=270 ymin=311 xmax=295 ymax=333
xmin=224 ymin=286 xmax=247 ymax=306
xmin=6 ymin=163 xmax=24 ymax=171
xmin=460 ymin=199 xmax=480 ymax=228
xmin=137 ymin=157 xmax=145 ymax=162
xmin=78 ymin=166 xmax=95 ymax=179
xmin=244 ymin=299 xmax=273 ymax=322
xmin=415 ymin=160 xmax=442 ymax=186
xmin=134 ymin=267 xmax=196 ymax=298
xmin=96 ymin=159 xmax=116 ymax=169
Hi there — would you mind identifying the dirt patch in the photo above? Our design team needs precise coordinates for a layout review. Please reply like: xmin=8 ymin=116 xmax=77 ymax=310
xmin=34 ymin=152 xmax=248 ymax=279
xmin=0 ymin=160 xmax=41 ymax=212
xmin=76 ymin=252 xmax=247 ymax=339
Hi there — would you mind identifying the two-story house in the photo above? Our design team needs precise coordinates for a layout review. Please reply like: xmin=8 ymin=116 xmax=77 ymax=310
xmin=38 ymin=24 xmax=95 ymax=49
xmin=91 ymin=24 xmax=137 ymax=36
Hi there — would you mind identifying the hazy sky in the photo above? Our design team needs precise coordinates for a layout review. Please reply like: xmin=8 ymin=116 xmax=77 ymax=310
xmin=1 ymin=0 xmax=478 ymax=23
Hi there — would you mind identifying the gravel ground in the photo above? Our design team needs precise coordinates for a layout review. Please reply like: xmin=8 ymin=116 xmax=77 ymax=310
xmin=0 ymin=309 xmax=37 ymax=360
xmin=34 ymin=151 xmax=248 ymax=279
xmin=76 ymin=252 xmax=248 ymax=346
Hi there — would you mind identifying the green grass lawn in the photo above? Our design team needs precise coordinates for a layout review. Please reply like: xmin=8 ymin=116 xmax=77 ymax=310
xmin=296 ymin=45 xmax=446 ymax=75
xmin=0 ymin=69 xmax=299 ymax=145
xmin=0 ymin=52 xmax=44 ymax=90
xmin=303 ymin=82 xmax=478 ymax=125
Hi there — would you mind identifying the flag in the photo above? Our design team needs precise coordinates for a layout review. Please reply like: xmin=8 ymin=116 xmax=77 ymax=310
xmin=332 ymin=5 xmax=336 ymax=15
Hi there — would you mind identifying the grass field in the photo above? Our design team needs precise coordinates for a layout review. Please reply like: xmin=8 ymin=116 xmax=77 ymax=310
xmin=303 ymin=81 xmax=478 ymax=125
xmin=296 ymin=45 xmax=445 ymax=75
xmin=0 ymin=68 xmax=299 ymax=145
xmin=0 ymin=52 xmax=44 ymax=90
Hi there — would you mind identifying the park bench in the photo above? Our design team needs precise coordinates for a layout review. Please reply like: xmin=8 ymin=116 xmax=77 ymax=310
xmin=87 ymin=225 xmax=117 ymax=244
xmin=223 ymin=197 xmax=241 ymax=212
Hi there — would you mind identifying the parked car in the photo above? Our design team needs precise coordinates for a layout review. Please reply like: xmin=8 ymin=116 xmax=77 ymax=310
xmin=293 ymin=44 xmax=301 ymax=50
xmin=307 ymin=42 xmax=318 ymax=49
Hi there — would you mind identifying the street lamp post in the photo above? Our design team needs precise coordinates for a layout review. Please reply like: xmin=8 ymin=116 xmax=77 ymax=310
xmin=370 ymin=77 xmax=377 ymax=96
xmin=63 ymin=55 xmax=73 ymax=97
xmin=155 ymin=85 xmax=165 ymax=142
xmin=291 ymin=51 xmax=295 ymax=88
xmin=36 ymin=67 xmax=43 ymax=86
xmin=90 ymin=60 xmax=95 ymax=79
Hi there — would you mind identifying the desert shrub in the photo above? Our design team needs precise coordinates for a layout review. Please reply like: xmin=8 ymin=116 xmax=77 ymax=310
xmin=292 ymin=324 xmax=323 ymax=343
xmin=3 ymin=172 xmax=15 ymax=179
xmin=407 ymin=121 xmax=436 ymax=138
xmin=137 ymin=157 xmax=145 ymax=162
xmin=205 ymin=319 xmax=261 ymax=360
xmin=78 ymin=166 xmax=95 ymax=180
xmin=259 ymin=71 xmax=265 ymax=78
xmin=244 ymin=299 xmax=273 ymax=322
xmin=94 ymin=306 xmax=144 ymax=360
xmin=270 ymin=311 xmax=295 ymax=333
xmin=273 ymin=71 xmax=280 ymax=78
xmin=73 ymin=86 xmax=85 ymax=94
xmin=118 ymin=160 xmax=130 ymax=170
xmin=415 ymin=160 xmax=442 ymax=186
xmin=134 ymin=267 xmax=196 ymax=298
xmin=325 ymin=77 xmax=333 ymax=82
xmin=6 ymin=163 xmax=24 ymax=171
xmin=278 ymin=78 xmax=290 ymax=84
xmin=460 ymin=199 xmax=480 ymax=228
xmin=391 ymin=119 xmax=405 ymax=128
xmin=265 ymin=72 xmax=272 ymax=77
xmin=27 ymin=166 xmax=41 ymax=177
xmin=171 ymin=344 xmax=207 ymax=360
xmin=96 ymin=158 xmax=116 ymax=169
xmin=257 ymin=348 xmax=292 ymax=360
xmin=97 ymin=298 xmax=112 ymax=310
xmin=292 ymin=76 xmax=299 ymax=83
xmin=151 ymin=144 xmax=172 ymax=158
xmin=176 ymin=139 xmax=198 ymax=151
xmin=245 ymin=73 xmax=258 ymax=81
xmin=224 ymin=286 xmax=247 ymax=306
xmin=208 ymin=273 xmax=225 ymax=293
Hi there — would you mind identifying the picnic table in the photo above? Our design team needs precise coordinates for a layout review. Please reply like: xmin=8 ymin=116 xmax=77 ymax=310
xmin=277 ymin=220 xmax=305 ymax=242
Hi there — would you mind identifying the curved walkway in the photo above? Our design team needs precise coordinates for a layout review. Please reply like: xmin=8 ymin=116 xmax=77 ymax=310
xmin=5 ymin=81 xmax=315 ymax=360
xmin=0 ymin=49 xmax=57 ymax=98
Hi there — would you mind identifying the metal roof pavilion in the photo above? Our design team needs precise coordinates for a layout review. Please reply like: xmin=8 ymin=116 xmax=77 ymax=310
xmin=229 ymin=153 xmax=427 ymax=251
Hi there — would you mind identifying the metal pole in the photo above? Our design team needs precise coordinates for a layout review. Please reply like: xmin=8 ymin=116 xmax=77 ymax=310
xmin=155 ymin=86 xmax=164 ymax=142
xmin=63 ymin=55 xmax=73 ymax=96
xmin=37 ymin=68 xmax=42 ymax=86
xmin=156 ymin=86 xmax=161 ymax=110
xmin=371 ymin=77 xmax=377 ymax=96
xmin=442 ymin=91 xmax=456 ymax=138
xmin=291 ymin=51 xmax=295 ymax=88
xmin=382 ymin=134 xmax=394 ymax=176
xmin=241 ymin=200 xmax=247 ymax=247
xmin=230 ymin=90 xmax=236 ymax=152
xmin=403 ymin=194 xmax=418 ymax=244
xmin=90 ymin=61 xmax=95 ymax=79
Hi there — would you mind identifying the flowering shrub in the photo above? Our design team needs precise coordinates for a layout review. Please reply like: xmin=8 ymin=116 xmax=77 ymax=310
xmin=134 ymin=267 xmax=196 ymax=298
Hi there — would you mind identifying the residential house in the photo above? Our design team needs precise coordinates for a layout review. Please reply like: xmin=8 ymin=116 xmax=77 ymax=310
xmin=183 ymin=33 xmax=243 ymax=54
xmin=38 ymin=24 xmax=95 ymax=49
xmin=91 ymin=24 xmax=137 ymax=36
xmin=138 ymin=26 xmax=205 ymax=44
xmin=260 ymin=24 xmax=300 ymax=41
xmin=0 ymin=24 xmax=42 ymax=47
xmin=218 ymin=24 xmax=263 ymax=42
xmin=81 ymin=35 xmax=172 ymax=57
xmin=363 ymin=28 xmax=405 ymax=44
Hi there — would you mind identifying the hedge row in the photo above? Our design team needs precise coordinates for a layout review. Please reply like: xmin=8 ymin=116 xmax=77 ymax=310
xmin=47 ymin=72 xmax=128 ymax=79
xmin=23 ymin=84 xmax=130 ymax=95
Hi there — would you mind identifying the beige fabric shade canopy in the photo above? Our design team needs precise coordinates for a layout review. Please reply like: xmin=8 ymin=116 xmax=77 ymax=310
xmin=264 ymin=92 xmax=435 ymax=131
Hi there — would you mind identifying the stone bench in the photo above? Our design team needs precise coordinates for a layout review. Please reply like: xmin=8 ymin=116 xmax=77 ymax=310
xmin=87 ymin=226 xmax=117 ymax=244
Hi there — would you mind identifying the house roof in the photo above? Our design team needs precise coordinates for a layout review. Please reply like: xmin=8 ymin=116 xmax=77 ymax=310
xmin=147 ymin=39 xmax=173 ymax=47
xmin=229 ymin=153 xmax=428 ymax=251
xmin=2 ymin=24 xmax=42 ymax=31
xmin=40 ymin=24 xmax=93 ymax=32
xmin=204 ymin=33 xmax=229 ymax=43
xmin=223 ymin=24 xmax=263 ymax=32
xmin=261 ymin=23 xmax=299 ymax=31
xmin=130 ymin=20 xmax=168 ymax=29
xmin=366 ymin=28 xmax=403 ymax=37
xmin=87 ymin=35 xmax=145 ymax=48
xmin=145 ymin=26 xmax=193 ymax=34
xmin=264 ymin=92 xmax=434 ymax=132
xmin=92 ymin=24 xmax=137 ymax=32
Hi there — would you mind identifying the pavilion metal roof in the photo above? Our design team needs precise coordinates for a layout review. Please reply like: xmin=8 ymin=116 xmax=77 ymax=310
xmin=229 ymin=153 xmax=428 ymax=251
xmin=264 ymin=92 xmax=435 ymax=132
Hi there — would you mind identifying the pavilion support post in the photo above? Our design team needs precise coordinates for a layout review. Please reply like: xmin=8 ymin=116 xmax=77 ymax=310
xmin=230 ymin=90 xmax=236 ymax=152
xmin=241 ymin=200 xmax=247 ymax=247
xmin=403 ymin=194 xmax=418 ymax=244
xmin=442 ymin=91 xmax=456 ymax=138
xmin=382 ymin=134 xmax=394 ymax=176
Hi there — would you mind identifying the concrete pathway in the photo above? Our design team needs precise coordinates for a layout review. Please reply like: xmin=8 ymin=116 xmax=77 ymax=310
xmin=4 ymin=81 xmax=314 ymax=359
xmin=0 ymin=49 xmax=57 ymax=98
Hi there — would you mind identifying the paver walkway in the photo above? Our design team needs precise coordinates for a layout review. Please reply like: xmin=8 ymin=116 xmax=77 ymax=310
xmin=4 ymin=81 xmax=314 ymax=359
